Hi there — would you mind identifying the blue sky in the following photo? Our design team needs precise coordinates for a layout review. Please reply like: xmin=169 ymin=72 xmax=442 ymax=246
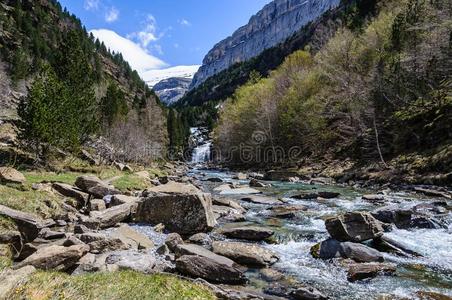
xmin=59 ymin=0 xmax=271 ymax=70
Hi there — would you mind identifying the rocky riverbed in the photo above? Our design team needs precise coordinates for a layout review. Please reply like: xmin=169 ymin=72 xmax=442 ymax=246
xmin=0 ymin=164 xmax=451 ymax=299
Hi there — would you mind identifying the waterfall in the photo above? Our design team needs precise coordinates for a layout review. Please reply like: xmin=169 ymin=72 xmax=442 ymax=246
xmin=190 ymin=127 xmax=211 ymax=164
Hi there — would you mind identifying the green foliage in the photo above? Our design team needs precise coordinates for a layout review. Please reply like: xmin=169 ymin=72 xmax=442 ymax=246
xmin=101 ymin=83 xmax=129 ymax=125
xmin=215 ymin=0 xmax=452 ymax=166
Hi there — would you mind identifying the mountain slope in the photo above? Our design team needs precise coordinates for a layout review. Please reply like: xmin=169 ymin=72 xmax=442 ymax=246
xmin=0 ymin=0 xmax=167 ymax=162
xmin=153 ymin=77 xmax=192 ymax=106
xmin=179 ymin=0 xmax=372 ymax=107
xmin=190 ymin=0 xmax=340 ymax=90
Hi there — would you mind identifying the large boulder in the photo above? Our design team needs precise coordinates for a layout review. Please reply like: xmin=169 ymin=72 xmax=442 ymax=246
xmin=134 ymin=193 xmax=216 ymax=236
xmin=105 ymin=251 xmax=156 ymax=274
xmin=75 ymin=175 xmax=120 ymax=198
xmin=310 ymin=239 xmax=343 ymax=259
xmin=52 ymin=183 xmax=88 ymax=207
xmin=347 ymin=263 xmax=396 ymax=282
xmin=187 ymin=233 xmax=213 ymax=249
xmin=290 ymin=287 xmax=328 ymax=300
xmin=0 ymin=205 xmax=51 ymax=242
xmin=165 ymin=233 xmax=184 ymax=252
xmin=84 ymin=202 xmax=136 ymax=229
xmin=146 ymin=181 xmax=202 ymax=195
xmin=241 ymin=195 xmax=282 ymax=205
xmin=79 ymin=232 xmax=129 ymax=253
xmin=14 ymin=244 xmax=89 ymax=271
xmin=325 ymin=212 xmax=384 ymax=242
xmin=176 ymin=255 xmax=246 ymax=284
xmin=293 ymin=192 xmax=340 ymax=200
xmin=0 ymin=167 xmax=26 ymax=184
xmin=0 ymin=230 xmax=23 ymax=257
xmin=371 ymin=207 xmax=413 ymax=229
xmin=175 ymin=244 xmax=236 ymax=268
xmin=340 ymin=242 xmax=384 ymax=263
xmin=212 ymin=241 xmax=279 ymax=267
xmin=219 ymin=226 xmax=274 ymax=241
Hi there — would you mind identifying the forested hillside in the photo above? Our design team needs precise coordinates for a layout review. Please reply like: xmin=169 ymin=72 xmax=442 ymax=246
xmin=215 ymin=0 xmax=451 ymax=182
xmin=0 ymin=0 xmax=168 ymax=163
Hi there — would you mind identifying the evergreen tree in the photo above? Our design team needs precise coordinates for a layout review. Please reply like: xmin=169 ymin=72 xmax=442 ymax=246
xmin=101 ymin=83 xmax=129 ymax=125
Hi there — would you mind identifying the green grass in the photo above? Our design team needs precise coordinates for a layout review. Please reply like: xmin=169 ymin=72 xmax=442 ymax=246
xmin=111 ymin=174 xmax=150 ymax=192
xmin=0 ymin=184 xmax=62 ymax=219
xmin=24 ymin=171 xmax=84 ymax=185
xmin=9 ymin=270 xmax=215 ymax=300
xmin=0 ymin=244 xmax=12 ymax=271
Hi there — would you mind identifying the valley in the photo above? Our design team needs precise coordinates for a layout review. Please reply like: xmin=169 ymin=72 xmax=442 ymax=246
xmin=0 ymin=0 xmax=451 ymax=299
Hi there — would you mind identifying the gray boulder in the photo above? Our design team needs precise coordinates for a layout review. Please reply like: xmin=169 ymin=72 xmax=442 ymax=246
xmin=134 ymin=193 xmax=216 ymax=236
xmin=84 ymin=202 xmax=136 ymax=229
xmin=0 ymin=167 xmax=26 ymax=184
xmin=212 ymin=241 xmax=279 ymax=267
xmin=52 ymin=183 xmax=88 ymax=207
xmin=340 ymin=242 xmax=384 ymax=263
xmin=187 ymin=233 xmax=213 ymax=249
xmin=175 ymin=244 xmax=236 ymax=268
xmin=347 ymin=263 xmax=396 ymax=282
xmin=325 ymin=212 xmax=384 ymax=242
xmin=310 ymin=239 xmax=343 ymax=259
xmin=14 ymin=244 xmax=89 ymax=271
xmin=176 ymin=255 xmax=246 ymax=284
xmin=219 ymin=226 xmax=274 ymax=241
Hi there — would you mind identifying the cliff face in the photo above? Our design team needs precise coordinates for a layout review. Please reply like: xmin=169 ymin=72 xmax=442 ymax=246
xmin=190 ymin=0 xmax=340 ymax=89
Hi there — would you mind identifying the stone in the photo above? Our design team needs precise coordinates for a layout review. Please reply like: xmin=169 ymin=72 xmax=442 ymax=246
xmin=52 ymin=183 xmax=88 ymax=206
xmin=219 ymin=226 xmax=274 ymax=241
xmin=85 ymin=202 xmax=136 ymax=229
xmin=74 ymin=224 xmax=91 ymax=234
xmin=414 ymin=187 xmax=451 ymax=199
xmin=38 ymin=228 xmax=66 ymax=240
xmin=340 ymin=242 xmax=384 ymax=263
xmin=63 ymin=236 xmax=85 ymax=247
xmin=110 ymin=195 xmax=139 ymax=206
xmin=154 ymin=77 xmax=193 ymax=105
xmin=105 ymin=251 xmax=156 ymax=274
xmin=0 ymin=266 xmax=36 ymax=299
xmin=187 ymin=233 xmax=213 ymax=249
xmin=0 ymin=205 xmax=48 ymax=242
xmin=293 ymin=192 xmax=340 ymax=200
xmin=0 ymin=230 xmax=22 ymax=255
xmin=175 ymin=244 xmax=236 ymax=268
xmin=212 ymin=197 xmax=246 ymax=212
xmin=267 ymin=205 xmax=306 ymax=219
xmin=241 ymin=195 xmax=281 ymax=205
xmin=233 ymin=173 xmax=248 ymax=180
xmin=212 ymin=241 xmax=279 ymax=267
xmin=372 ymin=236 xmax=421 ymax=257
xmin=146 ymin=181 xmax=202 ymax=195
xmin=80 ymin=149 xmax=99 ymax=166
xmin=260 ymin=268 xmax=285 ymax=281
xmin=362 ymin=194 xmax=385 ymax=202
xmin=371 ymin=208 xmax=412 ymax=229
xmin=176 ymin=255 xmax=246 ymax=284
xmin=325 ymin=212 xmax=384 ymax=242
xmin=88 ymin=183 xmax=121 ymax=198
xmin=153 ymin=223 xmax=165 ymax=233
xmin=310 ymin=239 xmax=343 ymax=259
xmin=84 ymin=236 xmax=129 ymax=253
xmin=165 ymin=233 xmax=184 ymax=252
xmin=74 ymin=175 xmax=104 ymax=192
xmin=156 ymin=244 xmax=170 ymax=256
xmin=14 ymin=244 xmax=89 ymax=271
xmin=109 ymin=224 xmax=154 ymax=250
xmin=290 ymin=287 xmax=328 ymax=300
xmin=347 ymin=263 xmax=396 ymax=282
xmin=0 ymin=167 xmax=26 ymax=184
xmin=205 ymin=177 xmax=223 ymax=182
xmin=220 ymin=187 xmax=262 ymax=195
xmin=89 ymin=199 xmax=106 ymax=211
xmin=249 ymin=178 xmax=267 ymax=187
xmin=134 ymin=193 xmax=216 ymax=236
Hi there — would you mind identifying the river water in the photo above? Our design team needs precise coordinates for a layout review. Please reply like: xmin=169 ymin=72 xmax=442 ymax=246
xmin=189 ymin=168 xmax=452 ymax=299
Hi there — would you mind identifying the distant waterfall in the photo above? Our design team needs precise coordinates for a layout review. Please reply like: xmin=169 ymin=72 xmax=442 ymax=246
xmin=190 ymin=127 xmax=211 ymax=164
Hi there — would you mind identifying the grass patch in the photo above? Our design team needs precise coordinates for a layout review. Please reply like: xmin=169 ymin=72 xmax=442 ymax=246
xmin=0 ymin=185 xmax=62 ymax=218
xmin=10 ymin=270 xmax=215 ymax=300
xmin=147 ymin=168 xmax=167 ymax=179
xmin=0 ymin=244 xmax=12 ymax=271
xmin=24 ymin=171 xmax=84 ymax=185
xmin=111 ymin=174 xmax=150 ymax=192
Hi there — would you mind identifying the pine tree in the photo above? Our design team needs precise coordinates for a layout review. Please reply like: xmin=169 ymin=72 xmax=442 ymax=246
xmin=101 ymin=83 xmax=129 ymax=125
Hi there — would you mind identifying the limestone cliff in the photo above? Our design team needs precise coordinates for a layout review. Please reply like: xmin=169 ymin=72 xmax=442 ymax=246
xmin=190 ymin=0 xmax=340 ymax=89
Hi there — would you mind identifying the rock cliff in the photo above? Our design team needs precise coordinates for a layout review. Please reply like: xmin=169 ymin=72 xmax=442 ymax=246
xmin=190 ymin=0 xmax=340 ymax=89
xmin=153 ymin=77 xmax=192 ymax=106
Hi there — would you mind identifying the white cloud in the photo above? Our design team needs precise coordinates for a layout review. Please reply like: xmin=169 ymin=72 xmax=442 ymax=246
xmin=90 ymin=29 xmax=167 ymax=77
xmin=128 ymin=14 xmax=160 ymax=48
xmin=105 ymin=7 xmax=119 ymax=23
xmin=178 ymin=19 xmax=191 ymax=26
xmin=84 ymin=0 xmax=99 ymax=11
